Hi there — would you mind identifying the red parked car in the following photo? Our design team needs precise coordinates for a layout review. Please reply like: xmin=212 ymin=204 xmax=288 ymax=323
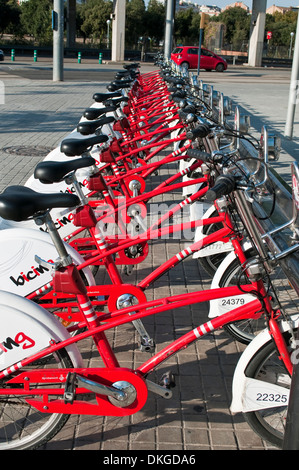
xmin=171 ymin=46 xmax=227 ymax=72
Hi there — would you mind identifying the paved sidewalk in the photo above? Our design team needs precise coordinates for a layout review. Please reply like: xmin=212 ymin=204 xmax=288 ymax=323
xmin=0 ymin=73 xmax=112 ymax=191
xmin=0 ymin=60 xmax=297 ymax=451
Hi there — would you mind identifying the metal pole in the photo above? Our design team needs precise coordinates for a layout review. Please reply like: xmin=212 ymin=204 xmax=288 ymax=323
xmin=285 ymin=10 xmax=299 ymax=139
xmin=53 ymin=0 xmax=64 ymax=82
xmin=289 ymin=32 xmax=294 ymax=59
xmin=164 ymin=0 xmax=175 ymax=60
xmin=197 ymin=13 xmax=206 ymax=76
xmin=107 ymin=19 xmax=111 ymax=50
xmin=283 ymin=328 xmax=299 ymax=449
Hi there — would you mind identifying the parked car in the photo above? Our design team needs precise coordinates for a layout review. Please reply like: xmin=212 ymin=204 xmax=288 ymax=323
xmin=0 ymin=50 xmax=4 ymax=61
xmin=171 ymin=46 xmax=227 ymax=72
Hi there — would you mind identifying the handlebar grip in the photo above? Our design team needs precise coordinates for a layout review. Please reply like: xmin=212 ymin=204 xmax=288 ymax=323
xmin=178 ymin=110 xmax=197 ymax=123
xmin=172 ymin=96 xmax=184 ymax=104
xmin=205 ymin=175 xmax=237 ymax=201
xmin=183 ymin=104 xmax=197 ymax=114
xmin=186 ymin=124 xmax=211 ymax=140
xmin=186 ymin=149 xmax=211 ymax=161
xmin=172 ymin=90 xmax=187 ymax=99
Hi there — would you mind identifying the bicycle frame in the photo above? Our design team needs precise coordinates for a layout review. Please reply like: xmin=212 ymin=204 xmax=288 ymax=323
xmin=66 ymin=159 xmax=207 ymax=260
xmin=0 ymin=276 xmax=272 ymax=418
xmin=26 ymin=194 xmax=232 ymax=319
xmin=30 ymin=139 xmax=205 ymax=267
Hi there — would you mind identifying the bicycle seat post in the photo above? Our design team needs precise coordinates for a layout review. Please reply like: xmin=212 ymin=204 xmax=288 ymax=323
xmin=35 ymin=211 xmax=73 ymax=267
xmin=65 ymin=172 xmax=88 ymax=206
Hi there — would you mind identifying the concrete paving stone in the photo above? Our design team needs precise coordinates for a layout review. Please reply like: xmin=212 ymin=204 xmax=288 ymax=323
xmin=234 ymin=429 xmax=268 ymax=450
xmin=157 ymin=425 xmax=183 ymax=444
xmin=184 ymin=427 xmax=210 ymax=446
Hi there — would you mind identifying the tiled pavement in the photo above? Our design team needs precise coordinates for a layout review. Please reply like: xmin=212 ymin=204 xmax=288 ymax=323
xmin=1 ymin=58 xmax=297 ymax=451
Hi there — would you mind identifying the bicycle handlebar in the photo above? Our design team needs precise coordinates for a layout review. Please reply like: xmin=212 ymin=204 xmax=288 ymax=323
xmin=186 ymin=149 xmax=212 ymax=161
xmin=170 ymin=90 xmax=187 ymax=101
xmin=205 ymin=174 xmax=237 ymax=201
xmin=186 ymin=124 xmax=212 ymax=140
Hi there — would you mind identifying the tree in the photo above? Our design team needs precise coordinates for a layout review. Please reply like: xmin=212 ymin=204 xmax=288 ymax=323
xmin=174 ymin=8 xmax=195 ymax=45
xmin=213 ymin=6 xmax=250 ymax=48
xmin=79 ymin=0 xmax=113 ymax=44
xmin=173 ymin=8 xmax=202 ymax=45
xmin=265 ymin=11 xmax=298 ymax=46
xmin=145 ymin=0 xmax=165 ymax=46
xmin=126 ymin=0 xmax=146 ymax=48
xmin=20 ymin=0 xmax=53 ymax=44
xmin=0 ymin=0 xmax=21 ymax=36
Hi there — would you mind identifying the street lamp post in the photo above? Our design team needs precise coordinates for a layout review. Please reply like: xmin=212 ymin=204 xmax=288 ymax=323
xmin=107 ymin=19 xmax=111 ymax=50
xmin=289 ymin=31 xmax=295 ymax=59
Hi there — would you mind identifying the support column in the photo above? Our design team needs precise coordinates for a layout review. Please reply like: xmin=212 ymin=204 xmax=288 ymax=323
xmin=53 ymin=0 xmax=64 ymax=82
xmin=248 ymin=0 xmax=266 ymax=67
xmin=111 ymin=0 xmax=126 ymax=62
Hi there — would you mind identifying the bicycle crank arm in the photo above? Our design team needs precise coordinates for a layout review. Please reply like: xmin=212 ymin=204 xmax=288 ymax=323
xmin=73 ymin=373 xmax=126 ymax=402
xmin=146 ymin=379 xmax=173 ymax=399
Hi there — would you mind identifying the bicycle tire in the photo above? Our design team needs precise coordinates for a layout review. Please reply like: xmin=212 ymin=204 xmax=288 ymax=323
xmin=244 ymin=331 xmax=294 ymax=448
xmin=0 ymin=348 xmax=74 ymax=450
xmin=218 ymin=252 xmax=267 ymax=344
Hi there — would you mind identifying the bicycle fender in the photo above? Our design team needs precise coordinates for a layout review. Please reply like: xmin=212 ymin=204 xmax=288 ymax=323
xmin=192 ymin=203 xmax=233 ymax=258
xmin=208 ymin=241 xmax=252 ymax=318
xmin=230 ymin=315 xmax=299 ymax=413
xmin=0 ymin=290 xmax=83 ymax=372
xmin=170 ymin=120 xmax=183 ymax=141
xmin=179 ymin=158 xmax=204 ymax=197
xmin=0 ymin=228 xmax=95 ymax=297
xmin=79 ymin=101 xmax=122 ymax=140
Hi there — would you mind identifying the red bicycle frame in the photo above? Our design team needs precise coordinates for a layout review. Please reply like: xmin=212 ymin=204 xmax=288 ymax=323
xmin=27 ymin=199 xmax=239 ymax=326
xmin=0 ymin=272 xmax=287 ymax=418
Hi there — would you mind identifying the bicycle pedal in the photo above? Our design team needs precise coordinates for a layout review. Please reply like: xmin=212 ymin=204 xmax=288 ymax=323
xmin=140 ymin=336 xmax=155 ymax=352
xmin=159 ymin=371 xmax=176 ymax=389
xmin=64 ymin=372 xmax=77 ymax=404
xmin=123 ymin=265 xmax=134 ymax=275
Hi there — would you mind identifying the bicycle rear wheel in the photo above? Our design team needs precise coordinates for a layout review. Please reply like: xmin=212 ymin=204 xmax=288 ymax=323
xmin=0 ymin=348 xmax=73 ymax=450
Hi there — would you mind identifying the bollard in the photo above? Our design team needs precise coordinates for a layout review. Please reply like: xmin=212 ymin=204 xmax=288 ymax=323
xmin=78 ymin=52 xmax=81 ymax=64
xmin=99 ymin=53 xmax=102 ymax=64
xmin=11 ymin=49 xmax=15 ymax=61
xmin=34 ymin=50 xmax=37 ymax=62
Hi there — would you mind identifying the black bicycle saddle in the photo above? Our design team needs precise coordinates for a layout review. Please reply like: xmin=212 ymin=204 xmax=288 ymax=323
xmin=0 ymin=186 xmax=80 ymax=222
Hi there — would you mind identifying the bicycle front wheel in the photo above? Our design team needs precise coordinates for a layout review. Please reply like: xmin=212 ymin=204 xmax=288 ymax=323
xmin=0 ymin=348 xmax=74 ymax=450
xmin=244 ymin=331 xmax=294 ymax=448
xmin=218 ymin=253 xmax=267 ymax=344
